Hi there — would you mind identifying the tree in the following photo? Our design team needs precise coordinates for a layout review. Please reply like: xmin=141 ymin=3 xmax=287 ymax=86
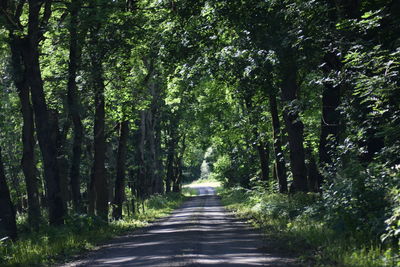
xmin=1 ymin=0 xmax=66 ymax=225
xmin=0 ymin=146 xmax=17 ymax=240
xmin=112 ymin=121 xmax=129 ymax=220
xmin=67 ymin=0 xmax=84 ymax=213
xmin=88 ymin=21 xmax=108 ymax=220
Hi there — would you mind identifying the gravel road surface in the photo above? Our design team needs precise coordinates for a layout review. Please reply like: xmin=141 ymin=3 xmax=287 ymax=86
xmin=61 ymin=186 xmax=298 ymax=266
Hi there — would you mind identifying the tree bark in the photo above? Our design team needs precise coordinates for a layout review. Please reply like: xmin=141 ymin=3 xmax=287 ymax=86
xmin=307 ymin=151 xmax=320 ymax=192
xmin=0 ymin=147 xmax=17 ymax=240
xmin=49 ymin=111 xmax=70 ymax=212
xmin=149 ymin=83 xmax=164 ymax=194
xmin=89 ymin=21 xmax=109 ymax=221
xmin=173 ymin=135 xmax=186 ymax=193
xmin=113 ymin=121 xmax=129 ymax=220
xmin=89 ymin=24 xmax=108 ymax=220
xmin=165 ymin=126 xmax=176 ymax=193
xmin=257 ymin=141 xmax=269 ymax=181
xmin=9 ymin=34 xmax=41 ymax=229
xmin=26 ymin=0 xmax=65 ymax=225
xmin=269 ymin=94 xmax=288 ymax=193
xmin=136 ymin=111 xmax=151 ymax=199
xmin=279 ymin=53 xmax=308 ymax=192
xmin=154 ymin=116 xmax=164 ymax=194
xmin=67 ymin=0 xmax=84 ymax=213
xmin=146 ymin=110 xmax=157 ymax=194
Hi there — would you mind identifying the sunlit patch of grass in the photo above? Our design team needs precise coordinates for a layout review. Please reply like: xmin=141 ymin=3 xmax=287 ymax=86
xmin=182 ymin=187 xmax=198 ymax=196
xmin=183 ymin=177 xmax=222 ymax=188
xmin=0 ymin=192 xmax=185 ymax=266
xmin=218 ymin=187 xmax=399 ymax=267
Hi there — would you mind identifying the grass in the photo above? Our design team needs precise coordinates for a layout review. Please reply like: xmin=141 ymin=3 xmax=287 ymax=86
xmin=218 ymin=186 xmax=399 ymax=267
xmin=0 ymin=192 xmax=186 ymax=266
xmin=181 ymin=177 xmax=222 ymax=196
xmin=183 ymin=177 xmax=222 ymax=188
xmin=181 ymin=186 xmax=198 ymax=196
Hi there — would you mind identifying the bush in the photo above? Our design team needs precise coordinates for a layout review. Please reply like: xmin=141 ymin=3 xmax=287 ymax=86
xmin=219 ymin=183 xmax=399 ymax=266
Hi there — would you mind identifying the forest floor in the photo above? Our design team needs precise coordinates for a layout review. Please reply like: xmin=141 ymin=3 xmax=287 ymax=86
xmin=60 ymin=184 xmax=299 ymax=266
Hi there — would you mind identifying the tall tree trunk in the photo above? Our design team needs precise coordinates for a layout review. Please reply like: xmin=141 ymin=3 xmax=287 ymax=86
xmin=136 ymin=111 xmax=150 ymax=199
xmin=279 ymin=54 xmax=308 ymax=192
xmin=88 ymin=165 xmax=96 ymax=215
xmin=92 ymin=79 xmax=108 ymax=220
xmin=128 ymin=171 xmax=136 ymax=215
xmin=67 ymin=0 xmax=84 ymax=213
xmin=26 ymin=0 xmax=65 ymax=225
xmin=307 ymin=150 xmax=320 ymax=192
xmin=49 ymin=111 xmax=70 ymax=212
xmin=146 ymin=110 xmax=157 ymax=194
xmin=9 ymin=35 xmax=41 ymax=229
xmin=0 ymin=146 xmax=17 ymax=240
xmin=89 ymin=25 xmax=108 ymax=220
xmin=149 ymin=82 xmax=164 ymax=194
xmin=154 ymin=117 xmax=164 ymax=194
xmin=173 ymin=135 xmax=186 ymax=193
xmin=165 ymin=132 xmax=176 ymax=193
xmin=113 ymin=121 xmax=129 ymax=220
xmin=172 ymin=161 xmax=182 ymax=193
xmin=257 ymin=141 xmax=269 ymax=181
xmin=269 ymin=94 xmax=288 ymax=193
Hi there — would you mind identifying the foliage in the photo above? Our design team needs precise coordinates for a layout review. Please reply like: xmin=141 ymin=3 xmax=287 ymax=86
xmin=219 ymin=186 xmax=399 ymax=267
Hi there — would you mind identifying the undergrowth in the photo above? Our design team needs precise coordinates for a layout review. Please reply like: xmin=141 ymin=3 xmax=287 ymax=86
xmin=219 ymin=186 xmax=399 ymax=267
xmin=0 ymin=192 xmax=185 ymax=266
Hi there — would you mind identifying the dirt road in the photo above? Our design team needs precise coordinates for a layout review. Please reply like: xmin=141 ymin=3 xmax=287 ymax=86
xmin=62 ymin=186 xmax=298 ymax=266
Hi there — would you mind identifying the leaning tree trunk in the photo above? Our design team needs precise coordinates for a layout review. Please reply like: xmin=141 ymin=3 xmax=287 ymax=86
xmin=269 ymin=94 xmax=288 ymax=193
xmin=67 ymin=0 xmax=84 ymax=213
xmin=26 ymin=0 xmax=65 ymax=225
xmin=279 ymin=53 xmax=308 ymax=192
xmin=0 ymin=146 xmax=17 ymax=240
xmin=9 ymin=35 xmax=41 ymax=229
xmin=113 ymin=121 xmax=129 ymax=220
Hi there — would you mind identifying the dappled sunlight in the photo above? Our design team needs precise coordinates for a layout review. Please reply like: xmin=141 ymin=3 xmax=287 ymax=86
xmin=64 ymin=186 xmax=297 ymax=266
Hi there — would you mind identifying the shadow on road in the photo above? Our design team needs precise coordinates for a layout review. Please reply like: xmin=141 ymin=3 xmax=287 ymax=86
xmin=63 ymin=187 xmax=299 ymax=267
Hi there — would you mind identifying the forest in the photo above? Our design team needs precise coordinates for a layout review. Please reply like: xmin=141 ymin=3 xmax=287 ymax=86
xmin=0 ymin=0 xmax=399 ymax=266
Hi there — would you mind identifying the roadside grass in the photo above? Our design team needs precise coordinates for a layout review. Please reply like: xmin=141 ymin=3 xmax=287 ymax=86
xmin=0 ymin=192 xmax=186 ymax=267
xmin=218 ymin=187 xmax=399 ymax=267
xmin=183 ymin=177 xmax=222 ymax=189
xmin=182 ymin=186 xmax=198 ymax=196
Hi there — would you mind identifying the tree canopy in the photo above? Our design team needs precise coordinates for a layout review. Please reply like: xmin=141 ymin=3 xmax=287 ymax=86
xmin=0 ymin=0 xmax=399 ymax=264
